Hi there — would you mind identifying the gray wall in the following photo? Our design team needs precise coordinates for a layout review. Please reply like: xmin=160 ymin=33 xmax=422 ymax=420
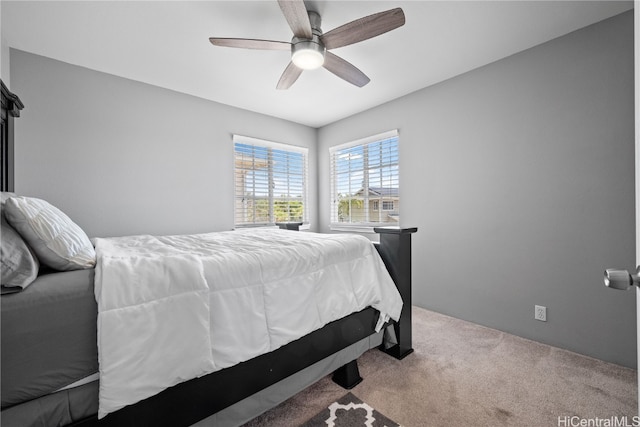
xmin=0 ymin=2 xmax=9 ymax=85
xmin=10 ymin=49 xmax=318 ymax=238
xmin=318 ymin=11 xmax=636 ymax=367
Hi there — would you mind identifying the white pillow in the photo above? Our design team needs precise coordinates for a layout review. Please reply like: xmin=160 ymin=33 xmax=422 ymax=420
xmin=4 ymin=196 xmax=96 ymax=271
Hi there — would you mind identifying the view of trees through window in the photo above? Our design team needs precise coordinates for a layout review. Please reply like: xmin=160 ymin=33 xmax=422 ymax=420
xmin=234 ymin=138 xmax=307 ymax=227
xmin=330 ymin=132 xmax=399 ymax=226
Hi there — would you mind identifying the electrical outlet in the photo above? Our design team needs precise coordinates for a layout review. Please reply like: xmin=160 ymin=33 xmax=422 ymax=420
xmin=535 ymin=305 xmax=547 ymax=322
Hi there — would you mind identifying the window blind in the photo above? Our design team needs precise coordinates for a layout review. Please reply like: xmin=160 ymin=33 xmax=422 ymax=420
xmin=330 ymin=130 xmax=399 ymax=228
xmin=234 ymin=135 xmax=308 ymax=227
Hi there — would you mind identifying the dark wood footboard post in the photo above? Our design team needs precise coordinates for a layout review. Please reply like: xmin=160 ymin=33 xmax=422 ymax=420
xmin=374 ymin=226 xmax=418 ymax=360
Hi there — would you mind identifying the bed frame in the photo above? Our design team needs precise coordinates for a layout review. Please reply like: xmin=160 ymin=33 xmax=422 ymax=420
xmin=74 ymin=226 xmax=416 ymax=427
xmin=0 ymin=83 xmax=417 ymax=426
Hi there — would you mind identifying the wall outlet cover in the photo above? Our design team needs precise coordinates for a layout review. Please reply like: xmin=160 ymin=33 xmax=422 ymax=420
xmin=535 ymin=305 xmax=547 ymax=322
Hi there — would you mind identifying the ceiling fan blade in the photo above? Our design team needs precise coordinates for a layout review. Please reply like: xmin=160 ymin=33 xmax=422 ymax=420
xmin=277 ymin=0 xmax=313 ymax=39
xmin=323 ymin=52 xmax=370 ymax=88
xmin=276 ymin=62 xmax=303 ymax=90
xmin=321 ymin=8 xmax=405 ymax=50
xmin=209 ymin=38 xmax=291 ymax=51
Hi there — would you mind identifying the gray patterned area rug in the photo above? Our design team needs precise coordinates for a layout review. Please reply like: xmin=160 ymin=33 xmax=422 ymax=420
xmin=300 ymin=393 xmax=402 ymax=427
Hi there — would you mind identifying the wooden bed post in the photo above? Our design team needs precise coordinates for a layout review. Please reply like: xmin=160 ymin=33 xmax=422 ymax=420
xmin=1 ymin=80 xmax=24 ymax=192
xmin=374 ymin=226 xmax=418 ymax=360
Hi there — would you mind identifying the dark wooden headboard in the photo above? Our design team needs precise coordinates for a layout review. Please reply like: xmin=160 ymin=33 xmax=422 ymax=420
xmin=1 ymin=80 xmax=24 ymax=192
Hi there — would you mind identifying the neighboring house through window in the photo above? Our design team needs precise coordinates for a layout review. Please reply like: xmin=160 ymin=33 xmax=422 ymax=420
xmin=330 ymin=130 xmax=399 ymax=230
xmin=234 ymin=135 xmax=308 ymax=227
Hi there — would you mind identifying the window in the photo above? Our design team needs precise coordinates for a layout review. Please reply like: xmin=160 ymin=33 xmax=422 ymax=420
xmin=330 ymin=130 xmax=399 ymax=229
xmin=234 ymin=135 xmax=308 ymax=227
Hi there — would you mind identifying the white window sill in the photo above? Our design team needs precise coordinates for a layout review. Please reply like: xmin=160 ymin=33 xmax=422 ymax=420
xmin=329 ymin=224 xmax=380 ymax=234
xmin=235 ymin=223 xmax=311 ymax=231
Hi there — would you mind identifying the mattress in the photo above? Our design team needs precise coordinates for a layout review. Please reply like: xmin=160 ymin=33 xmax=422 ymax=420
xmin=1 ymin=269 xmax=98 ymax=408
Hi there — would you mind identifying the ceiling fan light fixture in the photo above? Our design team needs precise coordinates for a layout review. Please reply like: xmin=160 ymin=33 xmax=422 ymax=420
xmin=292 ymin=48 xmax=324 ymax=70
xmin=291 ymin=38 xmax=325 ymax=70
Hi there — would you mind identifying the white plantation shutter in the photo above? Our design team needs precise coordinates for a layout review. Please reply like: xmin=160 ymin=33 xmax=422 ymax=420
xmin=234 ymin=135 xmax=308 ymax=227
xmin=330 ymin=130 xmax=399 ymax=228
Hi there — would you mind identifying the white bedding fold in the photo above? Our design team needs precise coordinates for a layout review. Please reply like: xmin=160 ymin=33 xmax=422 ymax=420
xmin=93 ymin=229 xmax=402 ymax=419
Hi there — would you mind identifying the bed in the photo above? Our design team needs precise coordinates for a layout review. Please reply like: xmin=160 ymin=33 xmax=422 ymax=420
xmin=0 ymin=82 xmax=417 ymax=427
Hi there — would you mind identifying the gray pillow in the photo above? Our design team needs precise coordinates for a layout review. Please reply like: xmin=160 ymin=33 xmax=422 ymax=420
xmin=1 ymin=215 xmax=39 ymax=293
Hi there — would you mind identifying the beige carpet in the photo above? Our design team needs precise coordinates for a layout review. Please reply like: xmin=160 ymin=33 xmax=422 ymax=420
xmin=241 ymin=306 xmax=637 ymax=427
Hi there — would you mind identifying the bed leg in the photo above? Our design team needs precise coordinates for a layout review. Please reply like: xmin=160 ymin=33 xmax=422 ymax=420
xmin=332 ymin=360 xmax=363 ymax=389
xmin=374 ymin=227 xmax=417 ymax=360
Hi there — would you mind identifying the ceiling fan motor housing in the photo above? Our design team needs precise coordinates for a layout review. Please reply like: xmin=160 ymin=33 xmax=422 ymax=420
xmin=291 ymin=11 xmax=325 ymax=70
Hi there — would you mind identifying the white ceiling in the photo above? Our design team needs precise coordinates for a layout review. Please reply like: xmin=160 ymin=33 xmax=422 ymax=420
xmin=2 ymin=1 xmax=633 ymax=128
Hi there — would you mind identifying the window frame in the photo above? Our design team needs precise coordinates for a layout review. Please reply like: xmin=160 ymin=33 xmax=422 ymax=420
xmin=233 ymin=135 xmax=308 ymax=228
xmin=329 ymin=129 xmax=399 ymax=232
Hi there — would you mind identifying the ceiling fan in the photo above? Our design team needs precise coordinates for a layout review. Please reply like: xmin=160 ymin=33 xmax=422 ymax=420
xmin=209 ymin=0 xmax=405 ymax=90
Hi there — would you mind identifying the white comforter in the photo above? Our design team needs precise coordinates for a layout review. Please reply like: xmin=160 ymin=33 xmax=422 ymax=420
xmin=93 ymin=229 xmax=402 ymax=418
